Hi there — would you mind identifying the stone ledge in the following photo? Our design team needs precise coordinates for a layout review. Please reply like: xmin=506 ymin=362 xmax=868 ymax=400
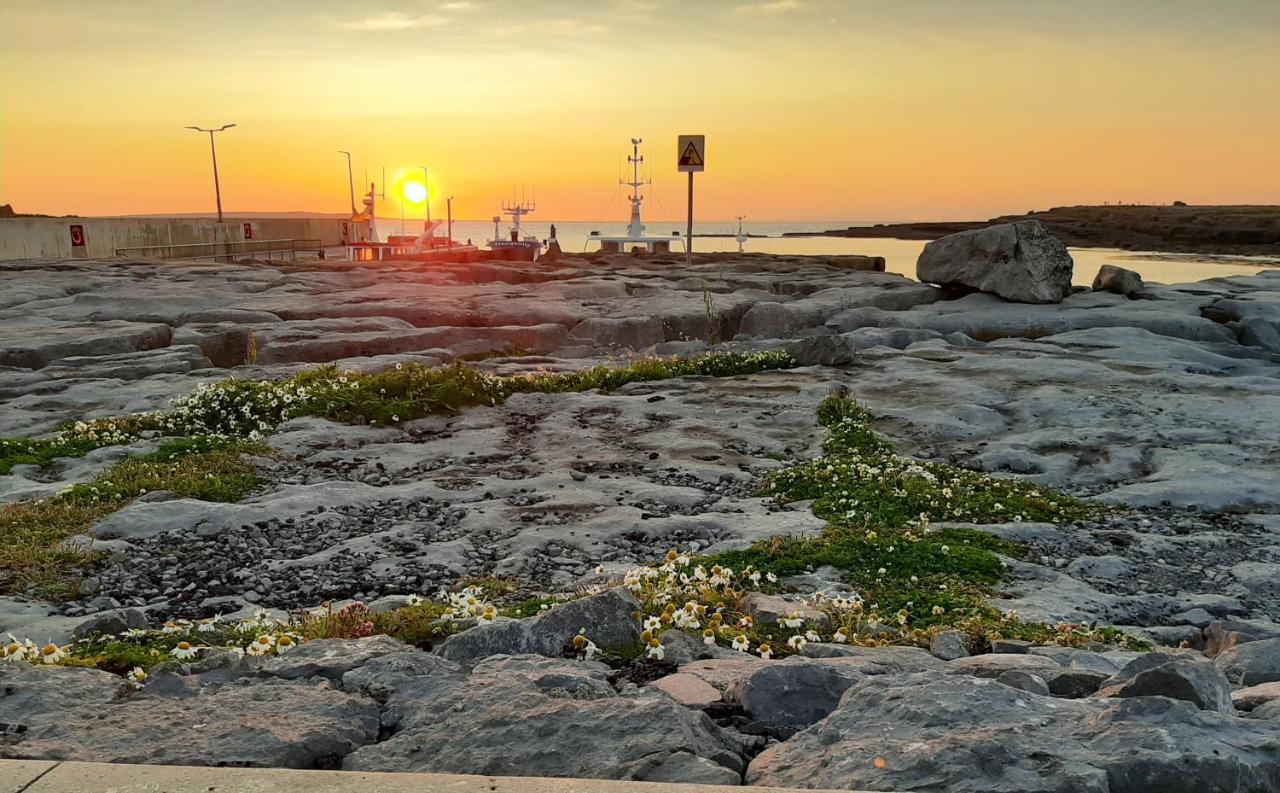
xmin=2 ymin=761 xmax=875 ymax=793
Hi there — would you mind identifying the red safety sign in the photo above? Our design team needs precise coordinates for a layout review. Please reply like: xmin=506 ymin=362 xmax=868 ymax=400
xmin=243 ymin=223 xmax=254 ymax=240
xmin=69 ymin=225 xmax=86 ymax=247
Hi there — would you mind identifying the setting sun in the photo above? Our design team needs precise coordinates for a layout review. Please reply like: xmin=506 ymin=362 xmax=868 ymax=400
xmin=402 ymin=181 xmax=428 ymax=205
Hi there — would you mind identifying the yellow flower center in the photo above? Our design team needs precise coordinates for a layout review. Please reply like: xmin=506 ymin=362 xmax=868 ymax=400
xmin=41 ymin=644 xmax=58 ymax=656
xmin=177 ymin=641 xmax=191 ymax=650
xmin=256 ymin=636 xmax=271 ymax=645
xmin=278 ymin=636 xmax=294 ymax=646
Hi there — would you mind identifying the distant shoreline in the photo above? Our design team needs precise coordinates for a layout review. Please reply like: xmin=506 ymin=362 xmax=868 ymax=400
xmin=785 ymin=204 xmax=1280 ymax=257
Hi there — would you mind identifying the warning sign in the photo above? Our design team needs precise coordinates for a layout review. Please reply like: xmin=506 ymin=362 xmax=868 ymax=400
xmin=69 ymin=225 xmax=86 ymax=247
xmin=677 ymin=135 xmax=705 ymax=172
xmin=243 ymin=223 xmax=254 ymax=240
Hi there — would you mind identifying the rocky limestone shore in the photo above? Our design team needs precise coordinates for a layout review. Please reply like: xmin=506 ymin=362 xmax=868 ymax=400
xmin=2 ymin=238 xmax=1280 ymax=789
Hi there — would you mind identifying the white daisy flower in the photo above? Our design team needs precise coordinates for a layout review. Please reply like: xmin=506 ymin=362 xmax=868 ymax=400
xmin=645 ymin=639 xmax=665 ymax=661
xmin=731 ymin=635 xmax=750 ymax=652
xmin=170 ymin=641 xmax=199 ymax=661
xmin=758 ymin=643 xmax=773 ymax=660
xmin=39 ymin=643 xmax=69 ymax=664
xmin=127 ymin=667 xmax=148 ymax=688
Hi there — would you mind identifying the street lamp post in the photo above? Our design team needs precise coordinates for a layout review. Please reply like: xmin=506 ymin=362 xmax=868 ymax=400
xmin=419 ymin=166 xmax=431 ymax=225
xmin=339 ymin=151 xmax=356 ymax=216
xmin=184 ymin=124 xmax=235 ymax=222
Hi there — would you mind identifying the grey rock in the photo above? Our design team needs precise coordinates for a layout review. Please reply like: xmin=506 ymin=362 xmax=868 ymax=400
xmin=1232 ymin=681 xmax=1280 ymax=712
xmin=786 ymin=335 xmax=855 ymax=366
xmin=989 ymin=639 xmax=1034 ymax=654
xmin=3 ymin=674 xmax=379 ymax=768
xmin=929 ymin=630 xmax=970 ymax=661
xmin=0 ymin=664 xmax=126 ymax=724
xmin=947 ymin=652 xmax=1062 ymax=679
xmin=725 ymin=656 xmax=865 ymax=733
xmin=1249 ymin=700 xmax=1280 ymax=721
xmin=1093 ymin=265 xmax=1145 ymax=298
xmin=1216 ymin=637 xmax=1280 ymax=686
xmin=259 ymin=635 xmax=414 ymax=681
xmin=438 ymin=586 xmax=642 ymax=663
xmin=70 ymin=607 xmax=149 ymax=639
xmin=738 ymin=592 xmax=828 ymax=629
xmin=746 ymin=672 xmax=1280 ymax=792
xmin=1045 ymin=668 xmax=1111 ymax=699
xmin=916 ymin=221 xmax=1074 ymax=304
xmin=996 ymin=669 xmax=1051 ymax=695
xmin=1205 ymin=618 xmax=1280 ymax=657
xmin=342 ymin=655 xmax=743 ymax=784
xmin=1096 ymin=652 xmax=1234 ymax=713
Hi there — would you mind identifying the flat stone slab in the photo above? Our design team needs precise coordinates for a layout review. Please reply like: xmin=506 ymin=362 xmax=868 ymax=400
xmin=3 ymin=761 xmax=870 ymax=793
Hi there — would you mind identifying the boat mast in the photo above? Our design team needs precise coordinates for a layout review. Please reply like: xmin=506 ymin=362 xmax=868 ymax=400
xmin=622 ymin=138 xmax=650 ymax=239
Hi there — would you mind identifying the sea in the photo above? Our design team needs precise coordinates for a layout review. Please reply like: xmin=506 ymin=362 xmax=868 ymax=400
xmin=374 ymin=218 xmax=1279 ymax=287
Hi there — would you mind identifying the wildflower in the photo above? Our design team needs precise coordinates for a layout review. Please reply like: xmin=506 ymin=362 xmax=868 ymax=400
xmin=876 ymin=567 xmax=887 ymax=576
xmin=122 ymin=627 xmax=148 ymax=639
xmin=781 ymin=611 xmax=804 ymax=629
xmin=275 ymin=635 xmax=298 ymax=654
xmin=196 ymin=616 xmax=220 ymax=633
xmin=643 ymin=616 xmax=663 ymax=631
xmin=160 ymin=621 xmax=183 ymax=635
xmin=405 ymin=594 xmax=425 ymax=607
xmin=573 ymin=634 xmax=599 ymax=660
xmin=170 ymin=641 xmax=199 ymax=661
xmin=2 ymin=635 xmax=34 ymax=662
xmin=940 ymin=545 xmax=950 ymax=555
xmin=39 ymin=643 xmax=69 ymax=664
xmin=646 ymin=638 xmax=665 ymax=661
xmin=702 ymin=628 xmax=716 ymax=646
xmin=787 ymin=635 xmax=807 ymax=651
xmin=758 ymin=643 xmax=773 ymax=660
xmin=246 ymin=634 xmax=276 ymax=656
xmin=127 ymin=667 xmax=148 ymax=688
xmin=931 ymin=605 xmax=946 ymax=616
xmin=766 ymin=572 xmax=778 ymax=583
xmin=832 ymin=626 xmax=849 ymax=643
xmin=805 ymin=629 xmax=822 ymax=643
xmin=731 ymin=635 xmax=750 ymax=652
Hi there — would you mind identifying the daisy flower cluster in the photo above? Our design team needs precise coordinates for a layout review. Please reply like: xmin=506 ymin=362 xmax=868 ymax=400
xmin=766 ymin=395 xmax=1102 ymax=530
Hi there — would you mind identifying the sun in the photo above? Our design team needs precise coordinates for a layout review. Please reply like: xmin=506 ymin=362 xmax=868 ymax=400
xmin=402 ymin=180 xmax=428 ymax=204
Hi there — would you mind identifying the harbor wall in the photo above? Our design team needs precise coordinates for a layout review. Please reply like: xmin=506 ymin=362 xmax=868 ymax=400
xmin=0 ymin=217 xmax=352 ymax=260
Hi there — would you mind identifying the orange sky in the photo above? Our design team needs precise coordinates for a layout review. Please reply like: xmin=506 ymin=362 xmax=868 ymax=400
xmin=2 ymin=1 xmax=1278 ymax=222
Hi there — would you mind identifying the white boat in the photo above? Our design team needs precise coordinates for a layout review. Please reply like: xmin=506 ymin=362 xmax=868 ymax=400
xmin=586 ymin=138 xmax=686 ymax=255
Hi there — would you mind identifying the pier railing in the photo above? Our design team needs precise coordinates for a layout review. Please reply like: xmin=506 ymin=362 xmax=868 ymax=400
xmin=113 ymin=238 xmax=324 ymax=262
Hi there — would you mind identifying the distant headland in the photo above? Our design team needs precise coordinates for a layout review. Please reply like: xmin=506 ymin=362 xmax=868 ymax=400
xmin=791 ymin=204 xmax=1280 ymax=255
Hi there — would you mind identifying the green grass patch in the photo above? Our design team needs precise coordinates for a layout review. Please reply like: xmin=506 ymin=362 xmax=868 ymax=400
xmin=699 ymin=393 xmax=1135 ymax=645
xmin=0 ymin=437 xmax=264 ymax=599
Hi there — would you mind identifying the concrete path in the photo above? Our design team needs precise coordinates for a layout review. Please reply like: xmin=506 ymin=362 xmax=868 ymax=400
xmin=2 ymin=761 xmax=870 ymax=793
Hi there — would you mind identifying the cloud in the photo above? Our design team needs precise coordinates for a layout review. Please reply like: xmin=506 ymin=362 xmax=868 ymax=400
xmin=342 ymin=12 xmax=450 ymax=31
xmin=734 ymin=0 xmax=803 ymax=14
xmin=439 ymin=1 xmax=475 ymax=11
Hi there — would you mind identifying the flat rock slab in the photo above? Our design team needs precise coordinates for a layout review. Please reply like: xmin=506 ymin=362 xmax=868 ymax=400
xmin=4 ymin=761 xmax=862 ymax=793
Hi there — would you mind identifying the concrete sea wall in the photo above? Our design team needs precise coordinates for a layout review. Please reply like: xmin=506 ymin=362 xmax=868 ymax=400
xmin=0 ymin=216 xmax=351 ymax=260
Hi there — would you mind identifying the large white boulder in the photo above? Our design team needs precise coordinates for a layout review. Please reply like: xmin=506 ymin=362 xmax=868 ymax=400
xmin=917 ymin=220 xmax=1074 ymax=303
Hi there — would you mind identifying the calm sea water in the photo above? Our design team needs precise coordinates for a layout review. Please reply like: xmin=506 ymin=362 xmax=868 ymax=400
xmin=375 ymin=217 xmax=1279 ymax=287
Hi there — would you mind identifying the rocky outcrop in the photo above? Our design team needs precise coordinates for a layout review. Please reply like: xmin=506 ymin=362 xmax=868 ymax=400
xmin=916 ymin=220 xmax=1074 ymax=303
xmin=341 ymin=655 xmax=744 ymax=784
xmin=1 ymin=665 xmax=380 ymax=768
xmin=747 ymin=672 xmax=1280 ymax=792
xmin=1095 ymin=652 xmax=1234 ymax=713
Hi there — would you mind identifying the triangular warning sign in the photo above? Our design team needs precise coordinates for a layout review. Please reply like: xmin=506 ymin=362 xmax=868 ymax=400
xmin=679 ymin=141 xmax=703 ymax=167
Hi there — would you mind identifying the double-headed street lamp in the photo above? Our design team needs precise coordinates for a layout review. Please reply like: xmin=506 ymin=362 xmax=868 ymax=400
xmin=185 ymin=123 xmax=236 ymax=222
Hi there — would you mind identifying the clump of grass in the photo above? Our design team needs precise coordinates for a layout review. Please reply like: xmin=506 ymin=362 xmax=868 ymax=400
xmin=768 ymin=394 xmax=1106 ymax=528
xmin=698 ymin=394 xmax=1126 ymax=640
xmin=0 ymin=437 xmax=263 ymax=599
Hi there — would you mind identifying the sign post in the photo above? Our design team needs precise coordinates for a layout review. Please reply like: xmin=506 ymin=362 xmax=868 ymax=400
xmin=677 ymin=135 xmax=705 ymax=266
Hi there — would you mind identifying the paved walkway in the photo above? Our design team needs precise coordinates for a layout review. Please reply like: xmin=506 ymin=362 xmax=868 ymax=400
xmin=3 ymin=761 xmax=869 ymax=793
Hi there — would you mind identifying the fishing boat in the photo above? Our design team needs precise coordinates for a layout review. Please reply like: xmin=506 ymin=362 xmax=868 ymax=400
xmin=486 ymin=199 xmax=543 ymax=261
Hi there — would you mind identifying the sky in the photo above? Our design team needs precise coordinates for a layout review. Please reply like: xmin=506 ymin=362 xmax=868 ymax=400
xmin=2 ymin=0 xmax=1278 ymax=222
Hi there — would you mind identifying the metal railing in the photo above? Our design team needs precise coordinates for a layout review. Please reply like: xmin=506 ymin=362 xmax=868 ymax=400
xmin=113 ymin=238 xmax=324 ymax=262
